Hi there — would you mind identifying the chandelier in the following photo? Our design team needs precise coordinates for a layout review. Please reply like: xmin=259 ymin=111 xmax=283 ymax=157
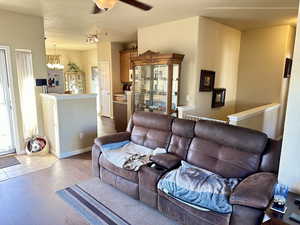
xmin=46 ymin=44 xmax=64 ymax=70
xmin=46 ymin=55 xmax=64 ymax=70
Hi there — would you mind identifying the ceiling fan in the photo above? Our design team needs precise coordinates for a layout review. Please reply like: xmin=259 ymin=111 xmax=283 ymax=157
xmin=92 ymin=0 xmax=153 ymax=14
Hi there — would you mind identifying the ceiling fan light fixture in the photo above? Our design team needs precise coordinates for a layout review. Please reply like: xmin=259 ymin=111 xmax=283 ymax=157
xmin=86 ymin=34 xmax=99 ymax=44
xmin=94 ymin=0 xmax=118 ymax=11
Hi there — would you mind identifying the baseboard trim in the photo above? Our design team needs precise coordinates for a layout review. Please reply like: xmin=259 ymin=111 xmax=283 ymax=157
xmin=54 ymin=146 xmax=92 ymax=159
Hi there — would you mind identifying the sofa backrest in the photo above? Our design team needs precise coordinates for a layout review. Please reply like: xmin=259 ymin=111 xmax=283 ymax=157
xmin=128 ymin=112 xmax=173 ymax=149
xmin=127 ymin=112 xmax=281 ymax=175
xmin=186 ymin=120 xmax=268 ymax=178
xmin=167 ymin=118 xmax=195 ymax=159
xmin=259 ymin=139 xmax=282 ymax=174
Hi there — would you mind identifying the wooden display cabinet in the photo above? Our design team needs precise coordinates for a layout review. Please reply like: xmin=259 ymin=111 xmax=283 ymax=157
xmin=131 ymin=50 xmax=184 ymax=115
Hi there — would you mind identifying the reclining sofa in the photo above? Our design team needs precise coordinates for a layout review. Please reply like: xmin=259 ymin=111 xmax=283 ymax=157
xmin=92 ymin=112 xmax=281 ymax=225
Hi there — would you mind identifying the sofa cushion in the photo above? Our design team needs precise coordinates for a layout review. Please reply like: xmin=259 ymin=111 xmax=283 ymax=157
xmin=158 ymin=190 xmax=232 ymax=225
xmin=158 ymin=161 xmax=239 ymax=214
xmin=168 ymin=119 xmax=195 ymax=158
xmin=186 ymin=120 xmax=268 ymax=178
xmin=131 ymin=112 xmax=173 ymax=149
xmin=101 ymin=141 xmax=154 ymax=170
xmin=150 ymin=153 xmax=181 ymax=170
xmin=99 ymin=154 xmax=138 ymax=183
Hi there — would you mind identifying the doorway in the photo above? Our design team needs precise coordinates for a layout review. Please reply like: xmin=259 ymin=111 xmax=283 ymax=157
xmin=0 ymin=47 xmax=16 ymax=155
xmin=98 ymin=61 xmax=112 ymax=118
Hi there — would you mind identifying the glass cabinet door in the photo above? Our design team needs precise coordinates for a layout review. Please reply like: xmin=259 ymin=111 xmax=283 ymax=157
xmin=151 ymin=65 xmax=168 ymax=113
xmin=171 ymin=64 xmax=180 ymax=111
xmin=134 ymin=65 xmax=151 ymax=112
xmin=134 ymin=65 xmax=168 ymax=113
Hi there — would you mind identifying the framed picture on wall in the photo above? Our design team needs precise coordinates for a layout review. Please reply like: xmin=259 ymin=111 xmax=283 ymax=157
xmin=199 ymin=70 xmax=215 ymax=92
xmin=284 ymin=58 xmax=293 ymax=78
xmin=212 ymin=88 xmax=226 ymax=108
xmin=91 ymin=66 xmax=99 ymax=81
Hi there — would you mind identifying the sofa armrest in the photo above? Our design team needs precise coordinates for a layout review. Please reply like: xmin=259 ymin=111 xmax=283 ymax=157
xmin=150 ymin=153 xmax=181 ymax=170
xmin=230 ymin=172 xmax=277 ymax=209
xmin=94 ymin=132 xmax=131 ymax=147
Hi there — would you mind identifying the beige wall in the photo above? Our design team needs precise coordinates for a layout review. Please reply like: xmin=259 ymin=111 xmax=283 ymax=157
xmin=46 ymin=48 xmax=99 ymax=94
xmin=81 ymin=49 xmax=98 ymax=93
xmin=57 ymin=97 xmax=97 ymax=155
xmin=196 ymin=18 xmax=241 ymax=120
xmin=46 ymin=48 xmax=84 ymax=72
xmin=236 ymin=25 xmax=295 ymax=138
xmin=138 ymin=17 xmax=241 ymax=120
xmin=279 ymin=7 xmax=300 ymax=193
xmin=0 ymin=9 xmax=47 ymax=152
xmin=236 ymin=25 xmax=295 ymax=111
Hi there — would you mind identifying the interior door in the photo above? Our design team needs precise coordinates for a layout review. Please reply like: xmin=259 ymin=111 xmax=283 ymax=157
xmin=98 ymin=61 xmax=112 ymax=117
xmin=0 ymin=48 xmax=15 ymax=154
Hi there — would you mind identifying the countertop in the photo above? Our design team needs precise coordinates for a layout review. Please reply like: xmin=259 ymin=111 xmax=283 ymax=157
xmin=113 ymin=101 xmax=127 ymax=105
xmin=40 ymin=93 xmax=97 ymax=100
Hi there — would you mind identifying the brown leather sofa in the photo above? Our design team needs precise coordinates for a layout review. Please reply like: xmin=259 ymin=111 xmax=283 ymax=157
xmin=92 ymin=112 xmax=281 ymax=225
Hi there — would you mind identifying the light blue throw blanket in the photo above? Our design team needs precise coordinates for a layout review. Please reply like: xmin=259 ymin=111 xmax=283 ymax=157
xmin=101 ymin=140 xmax=130 ymax=151
xmin=158 ymin=161 xmax=239 ymax=214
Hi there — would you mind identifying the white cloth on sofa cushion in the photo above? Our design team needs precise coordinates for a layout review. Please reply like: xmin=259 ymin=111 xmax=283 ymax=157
xmin=102 ymin=141 xmax=166 ymax=171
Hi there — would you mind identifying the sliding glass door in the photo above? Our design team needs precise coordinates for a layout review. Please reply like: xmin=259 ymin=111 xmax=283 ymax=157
xmin=0 ymin=48 xmax=15 ymax=155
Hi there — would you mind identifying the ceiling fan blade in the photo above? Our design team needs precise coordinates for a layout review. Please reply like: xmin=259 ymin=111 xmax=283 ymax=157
xmin=92 ymin=4 xmax=102 ymax=14
xmin=119 ymin=0 xmax=152 ymax=11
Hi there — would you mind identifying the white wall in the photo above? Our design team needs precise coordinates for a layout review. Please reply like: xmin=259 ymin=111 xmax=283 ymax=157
xmin=0 ymin=9 xmax=47 ymax=152
xmin=97 ymin=41 xmax=124 ymax=117
xmin=41 ymin=94 xmax=97 ymax=158
xmin=138 ymin=17 xmax=241 ymax=120
xmin=228 ymin=103 xmax=281 ymax=139
xmin=138 ymin=17 xmax=199 ymax=106
xmin=279 ymin=10 xmax=300 ymax=193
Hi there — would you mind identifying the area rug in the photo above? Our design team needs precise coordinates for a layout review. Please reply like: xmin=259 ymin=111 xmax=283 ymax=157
xmin=57 ymin=178 xmax=178 ymax=225
xmin=0 ymin=156 xmax=20 ymax=169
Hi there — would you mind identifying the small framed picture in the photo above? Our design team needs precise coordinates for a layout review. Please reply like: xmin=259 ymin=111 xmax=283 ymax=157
xmin=212 ymin=88 xmax=226 ymax=108
xmin=284 ymin=58 xmax=293 ymax=78
xmin=91 ymin=66 xmax=99 ymax=81
xmin=199 ymin=70 xmax=215 ymax=92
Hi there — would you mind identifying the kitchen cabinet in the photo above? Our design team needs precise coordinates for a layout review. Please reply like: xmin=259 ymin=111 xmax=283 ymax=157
xmin=120 ymin=49 xmax=138 ymax=83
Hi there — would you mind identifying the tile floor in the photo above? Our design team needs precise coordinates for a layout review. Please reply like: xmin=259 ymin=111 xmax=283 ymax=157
xmin=0 ymin=116 xmax=116 ymax=183
xmin=0 ymin=153 xmax=91 ymax=225
xmin=0 ymin=154 xmax=58 ymax=182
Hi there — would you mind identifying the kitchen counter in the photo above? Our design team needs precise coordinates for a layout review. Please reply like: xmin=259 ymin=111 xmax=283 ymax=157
xmin=113 ymin=100 xmax=127 ymax=105
xmin=40 ymin=93 xmax=97 ymax=100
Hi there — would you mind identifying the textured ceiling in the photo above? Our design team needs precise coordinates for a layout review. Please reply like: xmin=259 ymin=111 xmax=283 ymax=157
xmin=0 ymin=0 xmax=298 ymax=50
